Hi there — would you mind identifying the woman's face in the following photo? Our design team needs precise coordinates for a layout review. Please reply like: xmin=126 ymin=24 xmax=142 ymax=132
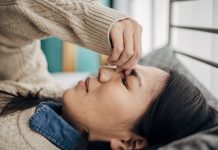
xmin=62 ymin=65 xmax=169 ymax=140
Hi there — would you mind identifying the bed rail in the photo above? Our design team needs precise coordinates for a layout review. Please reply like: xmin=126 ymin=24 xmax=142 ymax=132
xmin=168 ymin=0 xmax=218 ymax=67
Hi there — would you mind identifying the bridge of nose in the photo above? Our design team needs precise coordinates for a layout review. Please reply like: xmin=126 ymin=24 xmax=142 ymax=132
xmin=99 ymin=67 xmax=123 ymax=82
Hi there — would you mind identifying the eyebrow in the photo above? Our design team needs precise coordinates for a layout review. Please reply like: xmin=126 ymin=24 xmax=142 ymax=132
xmin=127 ymin=69 xmax=142 ymax=88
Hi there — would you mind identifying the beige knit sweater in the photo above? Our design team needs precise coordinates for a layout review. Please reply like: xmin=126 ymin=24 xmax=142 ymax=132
xmin=0 ymin=0 xmax=128 ymax=149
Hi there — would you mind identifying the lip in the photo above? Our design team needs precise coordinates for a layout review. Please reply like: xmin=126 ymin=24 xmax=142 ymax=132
xmin=77 ymin=80 xmax=86 ymax=90
xmin=85 ymin=77 xmax=90 ymax=92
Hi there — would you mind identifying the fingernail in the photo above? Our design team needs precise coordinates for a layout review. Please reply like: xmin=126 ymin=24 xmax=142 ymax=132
xmin=125 ymin=70 xmax=131 ymax=76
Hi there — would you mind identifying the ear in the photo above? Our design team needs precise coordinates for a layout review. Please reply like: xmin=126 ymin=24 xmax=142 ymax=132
xmin=110 ymin=134 xmax=148 ymax=150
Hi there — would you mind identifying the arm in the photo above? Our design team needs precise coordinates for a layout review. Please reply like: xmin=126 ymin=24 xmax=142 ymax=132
xmin=0 ymin=0 xmax=128 ymax=84
xmin=1 ymin=0 xmax=128 ymax=55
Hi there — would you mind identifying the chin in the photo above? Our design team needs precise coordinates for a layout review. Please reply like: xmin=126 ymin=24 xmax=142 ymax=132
xmin=63 ymin=88 xmax=74 ymax=102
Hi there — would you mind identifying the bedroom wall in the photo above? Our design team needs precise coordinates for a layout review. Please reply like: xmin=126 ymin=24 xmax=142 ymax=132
xmin=171 ymin=0 xmax=218 ymax=99
xmin=153 ymin=0 xmax=169 ymax=49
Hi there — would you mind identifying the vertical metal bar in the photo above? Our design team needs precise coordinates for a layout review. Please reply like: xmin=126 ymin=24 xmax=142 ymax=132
xmin=151 ymin=0 xmax=155 ymax=50
xmin=167 ymin=0 xmax=173 ymax=46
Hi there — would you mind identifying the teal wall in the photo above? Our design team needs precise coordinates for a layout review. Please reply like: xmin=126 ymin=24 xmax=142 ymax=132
xmin=75 ymin=47 xmax=100 ymax=73
xmin=41 ymin=0 xmax=112 ymax=73
xmin=41 ymin=37 xmax=62 ymax=73
xmin=76 ymin=0 xmax=111 ymax=74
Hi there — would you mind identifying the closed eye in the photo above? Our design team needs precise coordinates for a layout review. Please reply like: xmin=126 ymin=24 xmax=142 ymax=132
xmin=122 ymin=77 xmax=129 ymax=89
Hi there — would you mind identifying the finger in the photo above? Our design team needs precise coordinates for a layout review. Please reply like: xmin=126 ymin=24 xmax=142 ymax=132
xmin=107 ymin=57 xmax=116 ymax=66
xmin=109 ymin=26 xmax=124 ymax=62
xmin=119 ymin=29 xmax=142 ymax=69
xmin=125 ymin=69 xmax=132 ymax=76
xmin=119 ymin=53 xmax=137 ymax=70
xmin=116 ymin=67 xmax=124 ymax=72
xmin=123 ymin=62 xmax=137 ymax=72
xmin=115 ymin=30 xmax=134 ymax=67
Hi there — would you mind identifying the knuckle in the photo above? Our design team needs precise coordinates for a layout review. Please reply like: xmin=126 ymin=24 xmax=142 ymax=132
xmin=131 ymin=19 xmax=139 ymax=26
xmin=126 ymin=20 xmax=132 ymax=26
xmin=117 ymin=22 xmax=124 ymax=29
xmin=117 ymin=60 xmax=125 ymax=66
xmin=117 ymin=47 xmax=124 ymax=53
xmin=112 ymin=22 xmax=123 ymax=31
xmin=126 ymin=50 xmax=134 ymax=57
xmin=111 ymin=56 xmax=119 ymax=61
xmin=123 ymin=19 xmax=133 ymax=28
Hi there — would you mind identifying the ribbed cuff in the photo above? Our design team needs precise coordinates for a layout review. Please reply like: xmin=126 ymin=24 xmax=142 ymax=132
xmin=81 ymin=2 xmax=130 ymax=56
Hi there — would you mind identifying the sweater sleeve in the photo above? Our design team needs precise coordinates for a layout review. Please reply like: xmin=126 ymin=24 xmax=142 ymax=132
xmin=1 ymin=0 xmax=129 ymax=55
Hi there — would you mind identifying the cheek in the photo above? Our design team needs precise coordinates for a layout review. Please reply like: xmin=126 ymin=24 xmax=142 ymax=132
xmin=96 ymin=87 xmax=133 ymax=115
xmin=63 ymin=88 xmax=73 ymax=102
xmin=97 ymin=83 xmax=128 ymax=99
xmin=63 ymin=88 xmax=85 ymax=103
xmin=62 ymin=89 xmax=86 ymax=118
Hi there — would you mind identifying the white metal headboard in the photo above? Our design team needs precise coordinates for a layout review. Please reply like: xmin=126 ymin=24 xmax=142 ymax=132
xmin=167 ymin=0 xmax=218 ymax=98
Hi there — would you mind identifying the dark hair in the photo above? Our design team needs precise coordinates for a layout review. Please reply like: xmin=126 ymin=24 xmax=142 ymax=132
xmin=133 ymin=70 xmax=218 ymax=149
xmin=0 ymin=70 xmax=218 ymax=150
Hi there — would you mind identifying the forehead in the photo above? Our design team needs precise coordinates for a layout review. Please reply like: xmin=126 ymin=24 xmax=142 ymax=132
xmin=135 ymin=65 xmax=169 ymax=91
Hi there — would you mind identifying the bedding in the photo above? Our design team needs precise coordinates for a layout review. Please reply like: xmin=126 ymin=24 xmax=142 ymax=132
xmin=52 ymin=72 xmax=90 ymax=90
xmin=139 ymin=46 xmax=218 ymax=150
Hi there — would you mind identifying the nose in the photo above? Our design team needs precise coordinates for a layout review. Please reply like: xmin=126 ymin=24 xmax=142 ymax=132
xmin=98 ymin=67 xmax=123 ymax=83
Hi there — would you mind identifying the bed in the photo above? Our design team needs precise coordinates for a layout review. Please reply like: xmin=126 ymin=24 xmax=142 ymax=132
xmin=139 ymin=0 xmax=218 ymax=149
xmin=52 ymin=72 xmax=90 ymax=90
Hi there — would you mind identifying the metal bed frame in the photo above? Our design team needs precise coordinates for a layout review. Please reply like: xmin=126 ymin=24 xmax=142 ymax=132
xmin=167 ymin=0 xmax=218 ymax=68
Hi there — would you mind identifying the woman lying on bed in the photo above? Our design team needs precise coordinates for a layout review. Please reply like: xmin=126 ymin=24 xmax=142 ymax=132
xmin=1 ymin=65 xmax=218 ymax=150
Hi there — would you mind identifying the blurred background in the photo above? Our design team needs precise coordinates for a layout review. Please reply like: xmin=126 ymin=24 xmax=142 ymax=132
xmin=41 ymin=0 xmax=218 ymax=98
xmin=41 ymin=0 xmax=155 ymax=75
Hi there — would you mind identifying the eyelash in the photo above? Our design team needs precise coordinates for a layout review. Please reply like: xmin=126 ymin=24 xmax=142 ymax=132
xmin=122 ymin=77 xmax=128 ymax=89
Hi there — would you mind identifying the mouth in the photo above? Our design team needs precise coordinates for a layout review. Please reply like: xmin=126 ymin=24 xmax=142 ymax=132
xmin=85 ymin=77 xmax=90 ymax=92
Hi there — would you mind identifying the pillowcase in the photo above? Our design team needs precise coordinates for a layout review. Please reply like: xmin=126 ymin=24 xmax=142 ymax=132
xmin=139 ymin=46 xmax=218 ymax=111
xmin=140 ymin=46 xmax=218 ymax=149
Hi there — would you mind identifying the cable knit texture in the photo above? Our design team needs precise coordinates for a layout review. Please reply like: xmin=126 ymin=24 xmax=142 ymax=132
xmin=0 ymin=0 xmax=129 ymax=149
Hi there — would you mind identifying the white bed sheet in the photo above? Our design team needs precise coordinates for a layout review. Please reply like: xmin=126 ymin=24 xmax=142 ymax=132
xmin=52 ymin=72 xmax=91 ymax=90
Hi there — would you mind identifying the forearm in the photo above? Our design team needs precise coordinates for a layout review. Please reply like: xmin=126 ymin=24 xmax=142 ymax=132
xmin=0 ymin=0 xmax=129 ymax=55
xmin=0 ymin=0 xmax=129 ymax=83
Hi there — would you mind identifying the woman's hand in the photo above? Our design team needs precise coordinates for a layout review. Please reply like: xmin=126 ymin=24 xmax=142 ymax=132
xmin=108 ymin=18 xmax=143 ymax=75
